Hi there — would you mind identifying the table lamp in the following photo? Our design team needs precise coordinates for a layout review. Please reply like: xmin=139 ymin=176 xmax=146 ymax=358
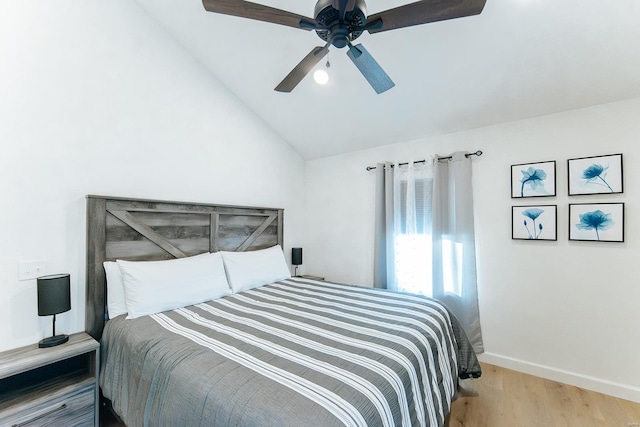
xmin=37 ymin=274 xmax=71 ymax=348
xmin=292 ymin=247 xmax=302 ymax=277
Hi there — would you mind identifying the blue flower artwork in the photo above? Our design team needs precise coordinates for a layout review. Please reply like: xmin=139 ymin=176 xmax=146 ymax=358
xmin=520 ymin=168 xmax=547 ymax=197
xmin=569 ymin=203 xmax=624 ymax=242
xmin=512 ymin=205 xmax=557 ymax=241
xmin=575 ymin=210 xmax=613 ymax=241
xmin=568 ymin=154 xmax=623 ymax=195
xmin=522 ymin=208 xmax=544 ymax=239
xmin=581 ymin=163 xmax=614 ymax=192
xmin=511 ymin=161 xmax=556 ymax=198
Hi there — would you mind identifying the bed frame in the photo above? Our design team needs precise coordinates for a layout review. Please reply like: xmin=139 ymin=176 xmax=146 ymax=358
xmin=85 ymin=195 xmax=284 ymax=341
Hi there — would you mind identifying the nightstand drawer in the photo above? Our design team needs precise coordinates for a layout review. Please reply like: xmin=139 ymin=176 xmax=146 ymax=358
xmin=1 ymin=383 xmax=94 ymax=427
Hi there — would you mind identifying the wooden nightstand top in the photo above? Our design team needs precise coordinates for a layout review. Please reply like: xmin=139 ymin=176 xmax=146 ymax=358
xmin=299 ymin=275 xmax=325 ymax=281
xmin=0 ymin=332 xmax=99 ymax=380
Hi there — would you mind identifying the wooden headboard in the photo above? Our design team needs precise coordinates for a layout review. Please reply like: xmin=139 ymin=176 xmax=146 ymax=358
xmin=85 ymin=195 xmax=284 ymax=340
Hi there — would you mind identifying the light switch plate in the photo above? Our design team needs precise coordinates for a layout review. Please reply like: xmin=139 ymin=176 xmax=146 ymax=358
xmin=19 ymin=261 xmax=46 ymax=281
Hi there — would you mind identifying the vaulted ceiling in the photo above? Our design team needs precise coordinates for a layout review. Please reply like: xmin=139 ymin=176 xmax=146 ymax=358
xmin=134 ymin=0 xmax=640 ymax=159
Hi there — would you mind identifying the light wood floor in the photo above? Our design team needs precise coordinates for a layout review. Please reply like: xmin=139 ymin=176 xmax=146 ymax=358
xmin=447 ymin=363 xmax=640 ymax=427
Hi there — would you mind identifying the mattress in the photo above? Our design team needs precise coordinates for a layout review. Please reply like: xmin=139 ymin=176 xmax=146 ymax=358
xmin=100 ymin=278 xmax=481 ymax=427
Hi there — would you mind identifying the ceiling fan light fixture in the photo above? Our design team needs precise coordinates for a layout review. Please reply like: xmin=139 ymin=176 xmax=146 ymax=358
xmin=313 ymin=69 xmax=329 ymax=85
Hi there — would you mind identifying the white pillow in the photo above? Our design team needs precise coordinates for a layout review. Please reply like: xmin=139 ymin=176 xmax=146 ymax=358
xmin=117 ymin=252 xmax=231 ymax=319
xmin=103 ymin=252 xmax=212 ymax=319
xmin=221 ymin=245 xmax=291 ymax=293
xmin=104 ymin=261 xmax=127 ymax=319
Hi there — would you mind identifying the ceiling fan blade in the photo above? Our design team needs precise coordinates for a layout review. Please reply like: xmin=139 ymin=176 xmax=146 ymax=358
xmin=275 ymin=45 xmax=330 ymax=92
xmin=346 ymin=44 xmax=395 ymax=94
xmin=202 ymin=0 xmax=317 ymax=31
xmin=366 ymin=0 xmax=486 ymax=34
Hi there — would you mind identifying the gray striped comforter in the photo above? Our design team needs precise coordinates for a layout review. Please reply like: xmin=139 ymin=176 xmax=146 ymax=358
xmin=100 ymin=278 xmax=481 ymax=427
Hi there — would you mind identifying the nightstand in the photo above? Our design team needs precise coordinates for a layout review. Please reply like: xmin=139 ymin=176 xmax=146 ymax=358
xmin=0 ymin=332 xmax=99 ymax=426
xmin=299 ymin=275 xmax=325 ymax=281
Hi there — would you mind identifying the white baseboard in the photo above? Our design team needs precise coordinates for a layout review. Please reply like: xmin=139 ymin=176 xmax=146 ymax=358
xmin=478 ymin=352 xmax=640 ymax=403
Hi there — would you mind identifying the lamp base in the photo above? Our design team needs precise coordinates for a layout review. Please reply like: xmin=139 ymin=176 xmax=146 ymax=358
xmin=38 ymin=334 xmax=69 ymax=348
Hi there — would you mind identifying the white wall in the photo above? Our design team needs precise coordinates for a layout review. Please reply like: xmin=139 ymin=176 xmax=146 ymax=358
xmin=304 ymin=98 xmax=640 ymax=402
xmin=0 ymin=2 xmax=305 ymax=352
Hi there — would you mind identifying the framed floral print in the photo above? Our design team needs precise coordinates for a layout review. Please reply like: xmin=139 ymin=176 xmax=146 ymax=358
xmin=568 ymin=153 xmax=623 ymax=195
xmin=569 ymin=203 xmax=624 ymax=242
xmin=512 ymin=205 xmax=557 ymax=241
xmin=511 ymin=160 xmax=556 ymax=198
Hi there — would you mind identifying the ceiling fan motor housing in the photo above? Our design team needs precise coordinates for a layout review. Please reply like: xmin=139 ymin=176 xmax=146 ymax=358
xmin=313 ymin=0 xmax=367 ymax=48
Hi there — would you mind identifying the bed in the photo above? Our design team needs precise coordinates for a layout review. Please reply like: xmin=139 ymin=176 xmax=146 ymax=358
xmin=85 ymin=195 xmax=481 ymax=427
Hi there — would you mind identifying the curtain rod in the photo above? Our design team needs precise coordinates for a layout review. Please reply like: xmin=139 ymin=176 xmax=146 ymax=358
xmin=365 ymin=150 xmax=483 ymax=171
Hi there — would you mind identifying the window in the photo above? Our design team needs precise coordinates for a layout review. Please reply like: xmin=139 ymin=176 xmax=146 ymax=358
xmin=394 ymin=177 xmax=433 ymax=296
xmin=394 ymin=176 xmax=463 ymax=297
xmin=395 ymin=233 xmax=432 ymax=295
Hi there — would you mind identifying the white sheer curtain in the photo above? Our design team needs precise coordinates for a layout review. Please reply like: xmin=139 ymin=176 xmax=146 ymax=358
xmin=393 ymin=160 xmax=433 ymax=295
xmin=373 ymin=152 xmax=483 ymax=352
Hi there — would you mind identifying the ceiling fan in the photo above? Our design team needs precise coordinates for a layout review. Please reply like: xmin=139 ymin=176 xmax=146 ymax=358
xmin=202 ymin=0 xmax=487 ymax=94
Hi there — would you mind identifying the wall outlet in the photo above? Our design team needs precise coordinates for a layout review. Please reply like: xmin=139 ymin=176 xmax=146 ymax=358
xmin=19 ymin=261 xmax=46 ymax=281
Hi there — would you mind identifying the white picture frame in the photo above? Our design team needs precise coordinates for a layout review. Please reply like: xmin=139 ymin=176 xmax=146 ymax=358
xmin=568 ymin=153 xmax=623 ymax=196
xmin=568 ymin=203 xmax=625 ymax=242
xmin=511 ymin=160 xmax=556 ymax=198
xmin=512 ymin=205 xmax=557 ymax=241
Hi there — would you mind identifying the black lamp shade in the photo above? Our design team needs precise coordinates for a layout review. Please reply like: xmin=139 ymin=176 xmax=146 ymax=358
xmin=292 ymin=247 xmax=303 ymax=266
xmin=37 ymin=274 xmax=71 ymax=316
